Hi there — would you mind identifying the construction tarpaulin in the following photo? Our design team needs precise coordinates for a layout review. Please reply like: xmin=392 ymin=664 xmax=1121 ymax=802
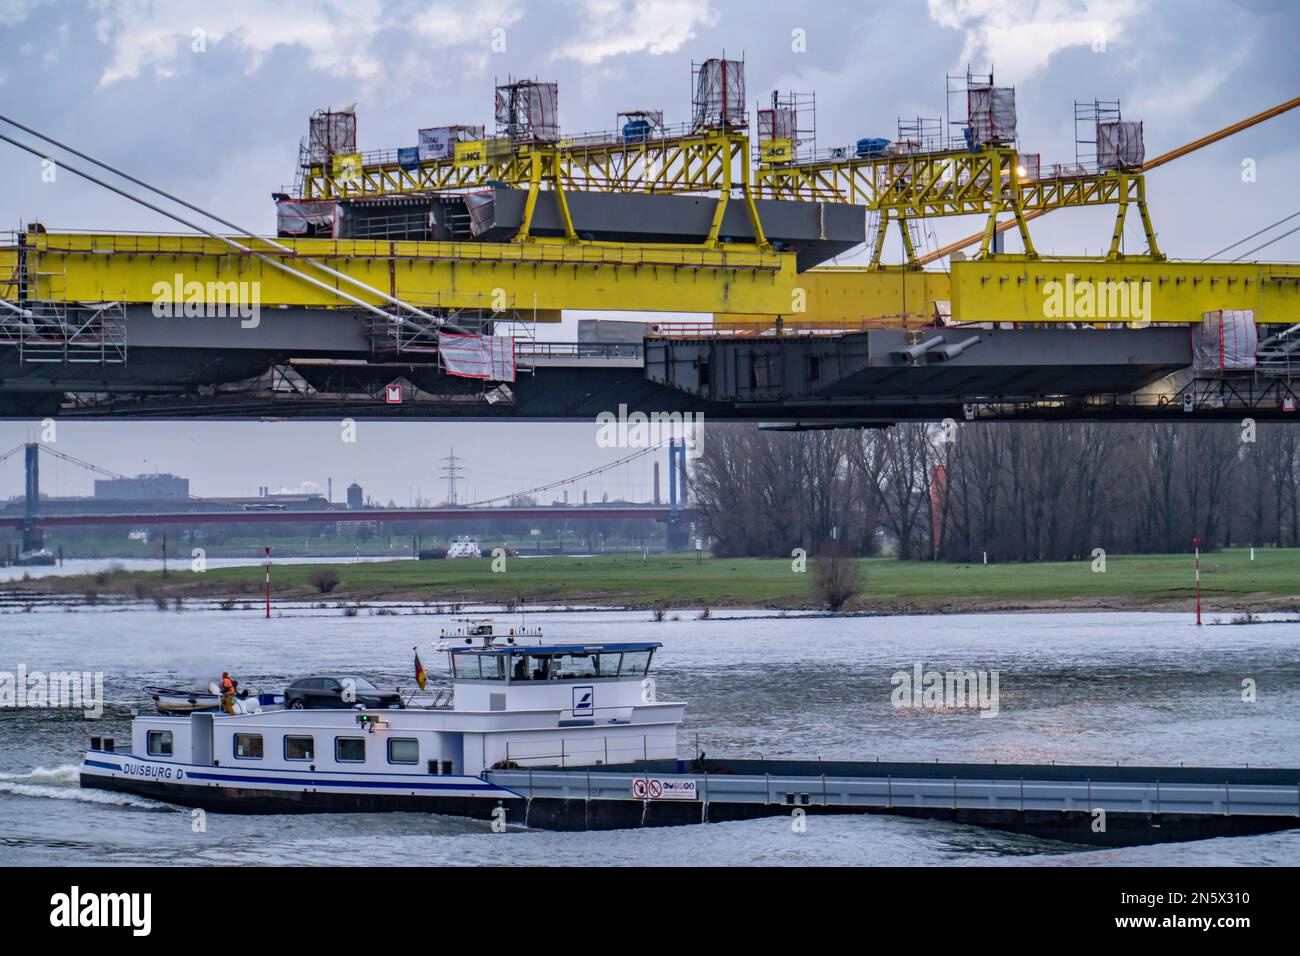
xmin=693 ymin=58 xmax=746 ymax=129
xmin=757 ymin=107 xmax=795 ymax=143
xmin=967 ymin=86 xmax=1016 ymax=146
xmin=439 ymin=334 xmax=516 ymax=381
xmin=495 ymin=82 xmax=559 ymax=143
xmin=463 ymin=191 xmax=497 ymax=237
xmin=307 ymin=105 xmax=357 ymax=163
xmin=1097 ymin=120 xmax=1145 ymax=171
xmin=1192 ymin=310 xmax=1257 ymax=372
xmin=275 ymin=199 xmax=338 ymax=236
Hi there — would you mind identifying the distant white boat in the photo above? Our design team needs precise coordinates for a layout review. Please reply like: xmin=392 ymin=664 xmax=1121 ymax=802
xmin=445 ymin=537 xmax=481 ymax=559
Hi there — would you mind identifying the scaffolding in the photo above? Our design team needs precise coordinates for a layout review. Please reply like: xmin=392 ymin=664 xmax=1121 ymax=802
xmin=0 ymin=299 xmax=127 ymax=365
xmin=495 ymin=78 xmax=560 ymax=144
xmin=756 ymin=91 xmax=815 ymax=164
xmin=692 ymin=57 xmax=747 ymax=131
xmin=895 ymin=116 xmax=949 ymax=155
xmin=307 ymin=106 xmax=357 ymax=163
xmin=1075 ymin=99 xmax=1122 ymax=172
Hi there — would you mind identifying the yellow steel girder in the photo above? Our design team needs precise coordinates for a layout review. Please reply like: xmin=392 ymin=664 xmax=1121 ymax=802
xmin=19 ymin=231 xmax=794 ymax=316
xmin=19 ymin=233 xmax=1297 ymax=329
xmin=723 ymin=259 xmax=1300 ymax=328
xmin=950 ymin=258 xmax=1300 ymax=325
xmin=719 ymin=266 xmax=953 ymax=327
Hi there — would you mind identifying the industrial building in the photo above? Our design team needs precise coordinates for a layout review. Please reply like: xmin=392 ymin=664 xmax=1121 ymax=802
xmin=93 ymin=474 xmax=189 ymax=500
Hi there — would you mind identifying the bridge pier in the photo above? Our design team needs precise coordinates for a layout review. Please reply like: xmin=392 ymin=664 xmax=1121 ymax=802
xmin=21 ymin=443 xmax=43 ymax=555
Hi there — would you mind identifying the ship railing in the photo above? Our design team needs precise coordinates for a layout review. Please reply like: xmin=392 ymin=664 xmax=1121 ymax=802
xmin=406 ymin=688 xmax=454 ymax=709
xmin=514 ymin=341 xmax=644 ymax=360
xmin=488 ymin=761 xmax=1300 ymax=816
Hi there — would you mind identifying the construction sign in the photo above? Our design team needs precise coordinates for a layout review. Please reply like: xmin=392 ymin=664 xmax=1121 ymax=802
xmin=331 ymin=152 xmax=363 ymax=184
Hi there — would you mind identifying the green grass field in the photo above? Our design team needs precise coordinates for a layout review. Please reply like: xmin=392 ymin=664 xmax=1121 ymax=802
xmin=29 ymin=548 xmax=1300 ymax=612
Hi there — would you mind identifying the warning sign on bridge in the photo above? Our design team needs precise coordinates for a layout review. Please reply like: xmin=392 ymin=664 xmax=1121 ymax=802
xmin=631 ymin=777 xmax=698 ymax=800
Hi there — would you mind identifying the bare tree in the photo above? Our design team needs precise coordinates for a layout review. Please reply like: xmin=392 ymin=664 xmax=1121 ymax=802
xmin=811 ymin=540 xmax=862 ymax=611
xmin=853 ymin=424 xmax=936 ymax=560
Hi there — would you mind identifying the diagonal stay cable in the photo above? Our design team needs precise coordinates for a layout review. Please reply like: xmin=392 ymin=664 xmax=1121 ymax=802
xmin=0 ymin=119 xmax=463 ymax=333
xmin=36 ymin=444 xmax=246 ymax=509
xmin=462 ymin=441 xmax=670 ymax=508
xmin=1231 ymin=222 xmax=1300 ymax=262
xmin=1207 ymin=208 xmax=1300 ymax=260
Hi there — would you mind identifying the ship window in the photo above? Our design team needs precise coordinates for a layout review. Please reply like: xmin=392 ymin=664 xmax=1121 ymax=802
xmin=284 ymin=735 xmax=314 ymax=761
xmin=619 ymin=650 xmax=652 ymax=676
xmin=526 ymin=655 xmax=553 ymax=682
xmin=147 ymin=730 xmax=173 ymax=756
xmin=451 ymin=653 xmax=506 ymax=681
xmin=597 ymin=653 xmax=622 ymax=677
xmin=335 ymin=737 xmax=366 ymax=763
xmin=233 ymin=733 xmax=264 ymax=760
xmin=554 ymin=652 xmax=598 ymax=680
xmin=387 ymin=738 xmax=419 ymax=765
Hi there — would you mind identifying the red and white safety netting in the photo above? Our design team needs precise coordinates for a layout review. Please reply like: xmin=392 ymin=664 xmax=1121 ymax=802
xmin=1192 ymin=310 xmax=1257 ymax=372
xmin=439 ymin=334 xmax=516 ymax=382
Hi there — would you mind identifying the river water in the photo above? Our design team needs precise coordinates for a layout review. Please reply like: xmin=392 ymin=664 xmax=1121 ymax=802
xmin=1 ymin=605 xmax=1298 ymax=866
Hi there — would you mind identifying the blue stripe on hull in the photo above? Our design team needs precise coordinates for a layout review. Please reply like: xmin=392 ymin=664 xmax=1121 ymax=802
xmin=183 ymin=769 xmax=496 ymax=792
xmin=80 ymin=752 xmax=518 ymax=798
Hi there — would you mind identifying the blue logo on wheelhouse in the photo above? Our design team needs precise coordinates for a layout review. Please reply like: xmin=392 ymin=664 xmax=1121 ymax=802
xmin=573 ymin=685 xmax=594 ymax=717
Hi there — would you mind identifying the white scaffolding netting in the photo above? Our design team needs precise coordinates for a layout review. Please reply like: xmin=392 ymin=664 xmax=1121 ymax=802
xmin=693 ymin=59 xmax=746 ymax=129
xmin=439 ymin=334 xmax=516 ymax=381
xmin=1097 ymin=120 xmax=1145 ymax=171
xmin=307 ymin=105 xmax=357 ymax=163
xmin=757 ymin=107 xmax=795 ymax=143
xmin=1192 ymin=310 xmax=1258 ymax=372
xmin=967 ymin=86 xmax=1016 ymax=146
xmin=495 ymin=82 xmax=559 ymax=143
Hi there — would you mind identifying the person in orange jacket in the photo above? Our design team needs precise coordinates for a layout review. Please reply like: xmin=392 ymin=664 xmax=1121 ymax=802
xmin=220 ymin=672 xmax=237 ymax=714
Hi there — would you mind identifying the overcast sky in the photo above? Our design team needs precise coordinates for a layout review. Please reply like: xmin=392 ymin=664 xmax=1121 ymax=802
xmin=1 ymin=0 xmax=1297 ymax=503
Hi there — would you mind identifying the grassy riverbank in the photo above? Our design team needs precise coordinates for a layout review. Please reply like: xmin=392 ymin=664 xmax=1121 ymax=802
xmin=15 ymin=548 xmax=1300 ymax=614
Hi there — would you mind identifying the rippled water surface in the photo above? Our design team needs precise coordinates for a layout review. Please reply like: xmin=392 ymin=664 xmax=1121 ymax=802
xmin=2 ymin=605 xmax=1298 ymax=866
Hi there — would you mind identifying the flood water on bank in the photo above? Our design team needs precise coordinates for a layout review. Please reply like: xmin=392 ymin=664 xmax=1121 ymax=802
xmin=1 ymin=605 xmax=1298 ymax=866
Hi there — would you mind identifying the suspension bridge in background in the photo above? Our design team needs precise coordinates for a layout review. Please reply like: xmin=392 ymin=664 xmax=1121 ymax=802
xmin=0 ymin=440 xmax=698 ymax=561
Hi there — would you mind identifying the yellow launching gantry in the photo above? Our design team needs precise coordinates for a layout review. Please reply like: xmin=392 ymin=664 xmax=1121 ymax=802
xmin=751 ymin=87 xmax=1164 ymax=269
xmin=755 ymin=143 xmax=1159 ymax=267
xmin=301 ymin=125 xmax=765 ymax=248
xmin=297 ymin=128 xmax=759 ymax=248
xmin=298 ymin=76 xmax=766 ymax=250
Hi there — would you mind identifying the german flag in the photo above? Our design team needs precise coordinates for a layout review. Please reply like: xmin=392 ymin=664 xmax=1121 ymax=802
xmin=413 ymin=647 xmax=427 ymax=690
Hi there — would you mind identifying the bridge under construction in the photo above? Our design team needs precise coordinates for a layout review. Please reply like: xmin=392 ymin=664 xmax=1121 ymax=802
xmin=1 ymin=62 xmax=1298 ymax=422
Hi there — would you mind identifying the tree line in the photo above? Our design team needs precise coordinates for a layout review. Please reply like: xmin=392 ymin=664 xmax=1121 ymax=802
xmin=690 ymin=422 xmax=1300 ymax=561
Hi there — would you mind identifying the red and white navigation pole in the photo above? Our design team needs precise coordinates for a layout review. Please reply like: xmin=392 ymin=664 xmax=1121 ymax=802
xmin=264 ymin=546 xmax=272 ymax=619
xmin=1193 ymin=536 xmax=1201 ymax=626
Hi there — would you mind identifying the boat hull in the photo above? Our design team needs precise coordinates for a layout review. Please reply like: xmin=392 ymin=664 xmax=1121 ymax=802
xmin=80 ymin=750 xmax=517 ymax=818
